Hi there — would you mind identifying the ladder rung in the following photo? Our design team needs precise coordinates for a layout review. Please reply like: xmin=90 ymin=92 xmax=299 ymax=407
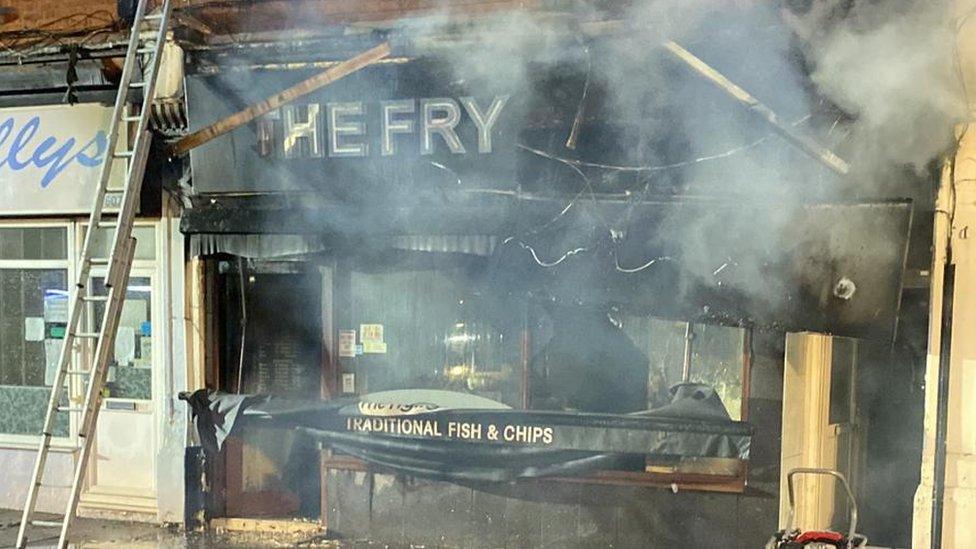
xmin=82 ymin=295 xmax=109 ymax=302
xmin=143 ymin=12 xmax=165 ymax=20
xmin=72 ymin=332 xmax=99 ymax=339
xmin=104 ymin=188 xmax=126 ymax=193
xmin=129 ymin=81 xmax=147 ymax=89
xmin=34 ymin=481 xmax=72 ymax=489
xmin=122 ymin=115 xmax=142 ymax=122
xmin=137 ymin=47 xmax=156 ymax=55
xmin=88 ymin=258 xmax=110 ymax=265
xmin=65 ymin=369 xmax=89 ymax=375
xmin=30 ymin=519 xmax=63 ymax=528
xmin=57 ymin=406 xmax=84 ymax=413
xmin=98 ymin=222 xmax=119 ymax=229
xmin=113 ymin=150 xmax=135 ymax=158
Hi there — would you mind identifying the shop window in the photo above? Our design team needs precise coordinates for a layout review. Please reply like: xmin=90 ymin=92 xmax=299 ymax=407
xmin=332 ymin=261 xmax=749 ymax=490
xmin=338 ymin=262 xmax=752 ymax=415
xmin=0 ymin=226 xmax=70 ymax=437
xmin=345 ymin=267 xmax=523 ymax=407
xmin=625 ymin=318 xmax=746 ymax=421
xmin=529 ymin=312 xmax=747 ymax=419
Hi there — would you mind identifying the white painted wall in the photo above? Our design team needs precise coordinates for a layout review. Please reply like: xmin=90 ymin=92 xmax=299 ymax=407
xmin=0 ymin=447 xmax=73 ymax=513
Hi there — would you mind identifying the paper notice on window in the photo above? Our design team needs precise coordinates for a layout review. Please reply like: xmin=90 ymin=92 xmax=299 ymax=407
xmin=360 ymin=324 xmax=384 ymax=344
xmin=44 ymin=339 xmax=64 ymax=386
xmin=363 ymin=341 xmax=387 ymax=354
xmin=341 ymin=373 xmax=356 ymax=394
xmin=43 ymin=295 xmax=68 ymax=323
xmin=115 ymin=327 xmax=136 ymax=366
xmin=121 ymin=300 xmax=148 ymax=329
xmin=25 ymin=317 xmax=45 ymax=341
xmin=136 ymin=336 xmax=152 ymax=368
xmin=338 ymin=330 xmax=357 ymax=358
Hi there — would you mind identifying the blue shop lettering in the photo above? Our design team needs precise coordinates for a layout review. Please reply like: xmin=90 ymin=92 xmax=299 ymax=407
xmin=0 ymin=115 xmax=108 ymax=188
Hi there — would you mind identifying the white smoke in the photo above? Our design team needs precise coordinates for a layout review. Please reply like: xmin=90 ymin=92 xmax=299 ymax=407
xmin=803 ymin=0 xmax=965 ymax=172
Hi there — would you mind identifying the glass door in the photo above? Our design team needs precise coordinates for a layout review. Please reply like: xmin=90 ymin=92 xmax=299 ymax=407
xmin=80 ymin=271 xmax=158 ymax=512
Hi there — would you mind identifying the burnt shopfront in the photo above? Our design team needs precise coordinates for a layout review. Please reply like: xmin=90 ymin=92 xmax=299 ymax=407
xmin=178 ymin=28 xmax=918 ymax=547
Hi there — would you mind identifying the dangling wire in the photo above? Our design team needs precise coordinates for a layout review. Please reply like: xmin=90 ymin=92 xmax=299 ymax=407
xmin=236 ymin=257 xmax=248 ymax=394
xmin=503 ymin=237 xmax=589 ymax=268
xmin=612 ymin=251 xmax=675 ymax=273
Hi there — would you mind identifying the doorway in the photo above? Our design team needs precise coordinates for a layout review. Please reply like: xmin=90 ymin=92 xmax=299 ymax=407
xmin=215 ymin=262 xmax=325 ymax=519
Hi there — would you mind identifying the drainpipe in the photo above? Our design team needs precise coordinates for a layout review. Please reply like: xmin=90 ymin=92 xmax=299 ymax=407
xmin=931 ymin=261 xmax=954 ymax=549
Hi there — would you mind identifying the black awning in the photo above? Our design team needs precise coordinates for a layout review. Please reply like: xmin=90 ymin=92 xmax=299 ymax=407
xmin=182 ymin=193 xmax=912 ymax=340
xmin=182 ymin=388 xmax=750 ymax=484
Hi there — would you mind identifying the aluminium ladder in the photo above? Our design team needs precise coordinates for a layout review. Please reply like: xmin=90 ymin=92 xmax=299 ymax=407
xmin=16 ymin=0 xmax=173 ymax=547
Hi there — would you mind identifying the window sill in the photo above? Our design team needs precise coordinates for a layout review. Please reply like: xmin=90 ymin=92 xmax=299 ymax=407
xmin=0 ymin=435 xmax=77 ymax=452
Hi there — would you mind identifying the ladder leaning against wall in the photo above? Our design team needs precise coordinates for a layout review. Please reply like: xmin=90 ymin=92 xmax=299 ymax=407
xmin=16 ymin=0 xmax=173 ymax=547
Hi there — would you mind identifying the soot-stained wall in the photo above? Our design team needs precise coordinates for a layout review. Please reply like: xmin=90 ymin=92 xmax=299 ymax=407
xmin=322 ymin=333 xmax=784 ymax=548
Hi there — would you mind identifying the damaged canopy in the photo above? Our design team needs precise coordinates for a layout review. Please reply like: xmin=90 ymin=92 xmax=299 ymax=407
xmin=182 ymin=385 xmax=751 ymax=483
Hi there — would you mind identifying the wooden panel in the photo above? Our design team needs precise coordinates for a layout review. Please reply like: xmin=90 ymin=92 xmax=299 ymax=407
xmin=321 ymin=454 xmax=746 ymax=494
xmin=780 ymin=332 xmax=860 ymax=532
xmin=223 ymin=435 xmax=300 ymax=518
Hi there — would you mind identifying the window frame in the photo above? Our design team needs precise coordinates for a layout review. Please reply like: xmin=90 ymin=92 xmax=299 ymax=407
xmin=657 ymin=319 xmax=751 ymax=422
xmin=318 ymin=259 xmax=753 ymax=493
xmin=0 ymin=218 xmax=165 ymax=450
xmin=0 ymin=219 xmax=78 ymax=449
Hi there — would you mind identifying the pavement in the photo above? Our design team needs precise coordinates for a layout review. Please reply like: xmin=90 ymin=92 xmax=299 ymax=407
xmin=0 ymin=509 xmax=343 ymax=548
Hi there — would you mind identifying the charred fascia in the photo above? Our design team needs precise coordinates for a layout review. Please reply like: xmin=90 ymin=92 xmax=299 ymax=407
xmin=0 ymin=40 xmax=129 ymax=67
xmin=178 ymin=14 xmax=605 ymax=77
xmin=0 ymin=61 xmax=120 ymax=106
xmin=0 ymin=35 xmax=128 ymax=104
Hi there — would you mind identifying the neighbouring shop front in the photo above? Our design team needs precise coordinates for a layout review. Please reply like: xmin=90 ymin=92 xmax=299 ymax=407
xmin=177 ymin=20 xmax=922 ymax=546
xmin=0 ymin=101 xmax=188 ymax=522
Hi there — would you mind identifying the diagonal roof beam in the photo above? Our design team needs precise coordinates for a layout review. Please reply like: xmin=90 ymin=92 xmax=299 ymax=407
xmin=170 ymin=41 xmax=391 ymax=157
xmin=664 ymin=40 xmax=850 ymax=176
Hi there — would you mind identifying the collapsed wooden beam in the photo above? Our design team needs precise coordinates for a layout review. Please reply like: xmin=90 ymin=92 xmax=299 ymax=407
xmin=169 ymin=42 xmax=392 ymax=157
xmin=664 ymin=41 xmax=850 ymax=176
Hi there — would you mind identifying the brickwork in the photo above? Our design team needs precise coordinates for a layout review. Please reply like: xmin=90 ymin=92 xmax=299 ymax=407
xmin=317 ymin=0 xmax=539 ymax=22
xmin=0 ymin=0 xmax=118 ymax=32
xmin=0 ymin=0 xmax=544 ymax=38
xmin=175 ymin=0 xmax=543 ymax=35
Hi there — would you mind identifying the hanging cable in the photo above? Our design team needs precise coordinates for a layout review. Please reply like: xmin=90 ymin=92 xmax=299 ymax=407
xmin=503 ymin=237 xmax=589 ymax=268
xmin=236 ymin=257 xmax=248 ymax=394
xmin=518 ymin=115 xmax=812 ymax=175
xmin=612 ymin=251 xmax=675 ymax=273
xmin=518 ymin=138 xmax=770 ymax=174
xmin=0 ymin=10 xmax=117 ymax=58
